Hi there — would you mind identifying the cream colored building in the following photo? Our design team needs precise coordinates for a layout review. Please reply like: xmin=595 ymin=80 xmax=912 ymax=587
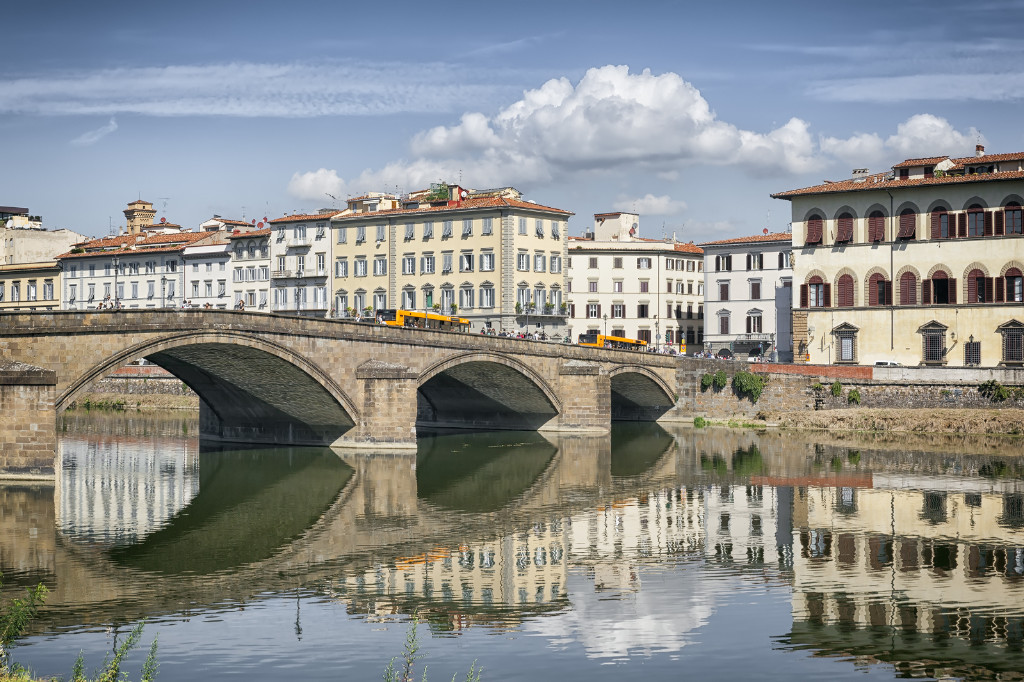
xmin=1 ymin=205 xmax=86 ymax=266
xmin=567 ymin=212 xmax=703 ymax=350
xmin=0 ymin=261 xmax=61 ymax=311
xmin=330 ymin=185 xmax=572 ymax=334
xmin=773 ymin=146 xmax=1024 ymax=366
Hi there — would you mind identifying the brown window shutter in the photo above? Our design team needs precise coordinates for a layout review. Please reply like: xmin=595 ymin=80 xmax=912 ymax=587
xmin=985 ymin=277 xmax=994 ymax=303
xmin=968 ymin=276 xmax=978 ymax=303
xmin=570 ymin=304 xmax=575 ymax=318
xmin=996 ymin=211 xmax=1005 ymax=236
xmin=900 ymin=275 xmax=910 ymax=305
xmin=837 ymin=216 xmax=853 ymax=242
xmin=746 ymin=316 xmax=752 ymax=334
xmin=949 ymin=278 xmax=957 ymax=304
xmin=799 ymin=284 xmax=808 ymax=308
xmin=885 ymin=281 xmax=893 ymax=306
xmin=597 ymin=304 xmax=602 ymax=318
xmin=930 ymin=212 xmax=940 ymax=239
xmin=746 ymin=254 xmax=751 ymax=270
xmin=984 ymin=211 xmax=993 ymax=236
xmin=899 ymin=212 xmax=916 ymax=239
xmin=957 ymin=213 xmax=967 ymax=238
xmin=823 ymin=283 xmax=831 ymax=308
xmin=922 ymin=279 xmax=931 ymax=304
xmin=996 ymin=277 xmax=1005 ymax=302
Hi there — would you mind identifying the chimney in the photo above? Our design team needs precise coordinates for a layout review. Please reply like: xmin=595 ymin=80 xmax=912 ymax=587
xmin=976 ymin=144 xmax=985 ymax=157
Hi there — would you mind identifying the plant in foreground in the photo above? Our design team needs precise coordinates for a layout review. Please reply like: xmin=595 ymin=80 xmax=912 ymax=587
xmin=383 ymin=616 xmax=481 ymax=682
xmin=0 ymin=576 xmax=47 ymax=675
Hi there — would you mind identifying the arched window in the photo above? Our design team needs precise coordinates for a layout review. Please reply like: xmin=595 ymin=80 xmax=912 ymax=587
xmin=836 ymin=274 xmax=854 ymax=307
xmin=931 ymin=208 xmax=951 ymax=239
xmin=967 ymin=204 xmax=987 ymax=237
xmin=868 ymin=211 xmax=885 ymax=242
xmin=1004 ymin=267 xmax=1023 ymax=303
xmin=923 ymin=270 xmax=955 ymax=305
xmin=968 ymin=268 xmax=993 ymax=303
xmin=836 ymin=213 xmax=854 ymax=243
xmin=799 ymin=275 xmax=830 ymax=308
xmin=805 ymin=215 xmax=824 ymax=245
xmin=898 ymin=209 xmax=917 ymax=240
xmin=868 ymin=273 xmax=891 ymax=306
xmin=899 ymin=271 xmax=917 ymax=305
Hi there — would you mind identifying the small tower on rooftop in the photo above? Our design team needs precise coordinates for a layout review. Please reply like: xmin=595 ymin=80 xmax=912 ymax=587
xmin=123 ymin=200 xmax=157 ymax=235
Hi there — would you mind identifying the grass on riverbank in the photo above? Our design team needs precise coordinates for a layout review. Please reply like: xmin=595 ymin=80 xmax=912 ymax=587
xmin=66 ymin=393 xmax=199 ymax=412
xmin=759 ymin=407 xmax=1024 ymax=436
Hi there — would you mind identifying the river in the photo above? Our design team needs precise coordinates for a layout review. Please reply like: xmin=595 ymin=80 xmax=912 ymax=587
xmin=4 ymin=412 xmax=1024 ymax=680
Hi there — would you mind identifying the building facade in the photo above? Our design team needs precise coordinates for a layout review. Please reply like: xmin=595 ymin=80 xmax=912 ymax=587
xmin=269 ymin=212 xmax=337 ymax=316
xmin=330 ymin=185 xmax=571 ymax=334
xmin=1 ymin=205 xmax=85 ymax=265
xmin=773 ymin=146 xmax=1024 ymax=367
xmin=226 ymin=228 xmax=271 ymax=310
xmin=699 ymin=233 xmax=793 ymax=361
xmin=566 ymin=213 xmax=703 ymax=351
xmin=0 ymin=261 xmax=61 ymax=312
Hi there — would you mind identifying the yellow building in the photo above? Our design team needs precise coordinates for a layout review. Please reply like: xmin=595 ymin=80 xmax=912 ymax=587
xmin=773 ymin=146 xmax=1024 ymax=366
xmin=330 ymin=184 xmax=572 ymax=334
xmin=0 ymin=261 xmax=60 ymax=311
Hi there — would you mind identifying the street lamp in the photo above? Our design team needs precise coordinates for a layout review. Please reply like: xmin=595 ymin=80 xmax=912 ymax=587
xmin=654 ymin=315 xmax=659 ymax=352
xmin=603 ymin=313 xmax=607 ymax=335
xmin=112 ymin=255 xmax=119 ymax=309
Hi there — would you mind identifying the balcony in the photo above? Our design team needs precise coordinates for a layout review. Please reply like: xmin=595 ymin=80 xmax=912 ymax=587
xmin=271 ymin=270 xmax=293 ymax=279
xmin=287 ymin=237 xmax=310 ymax=248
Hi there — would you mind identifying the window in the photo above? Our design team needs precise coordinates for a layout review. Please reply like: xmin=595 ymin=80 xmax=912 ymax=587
xmin=442 ymin=221 xmax=453 ymax=238
xmin=899 ymin=272 xmax=917 ymax=305
xmin=805 ymin=215 xmax=823 ymax=244
xmin=1006 ymin=203 xmax=1023 ymax=235
xmin=442 ymin=252 xmax=453 ymax=274
xmin=746 ymin=314 xmax=762 ymax=334
xmin=317 ymin=223 xmax=327 ymax=239
xmin=898 ymin=209 xmax=916 ymax=240
xmin=480 ymin=252 xmax=494 ymax=271
xmin=482 ymin=217 xmax=493 ymax=235
xmin=968 ymin=268 xmax=992 ymax=303
xmin=919 ymin=322 xmax=947 ymax=364
xmin=931 ymin=209 xmax=952 ymax=239
xmin=191 ymin=282 xmax=200 ymax=297
xmin=43 ymin=280 xmax=53 ymax=300
xmin=405 ymin=223 xmax=415 ymax=240
xmin=868 ymin=211 xmax=885 ymax=242
xmin=719 ymin=315 xmax=730 ymax=335
xmin=836 ymin=274 xmax=854 ymax=307
xmin=836 ymin=213 xmax=854 ymax=243
xmin=637 ymin=257 xmax=652 ymax=270
xmin=460 ymin=252 xmax=474 ymax=272
xmin=613 ymin=281 xmax=622 ymax=293
xmin=587 ymin=303 xmax=600 ymax=318
xmin=612 ymin=303 xmax=625 ymax=318
xmin=336 ymin=259 xmax=348 ymax=277
xmin=550 ymin=254 xmax=561 ymax=273
xmin=589 ymin=257 xmax=598 ymax=268
xmin=423 ymin=221 xmax=434 ymax=239
xmin=967 ymin=205 xmax=986 ymax=237
xmin=867 ymin=273 xmax=891 ymax=306
xmin=317 ymin=253 xmax=326 ymax=275
xmin=924 ymin=271 xmax=955 ymax=304
xmin=517 ymin=287 xmax=531 ymax=307
xmin=613 ymin=257 xmax=623 ymax=269
xmin=147 ymin=281 xmax=154 ymax=299
xmin=1004 ymin=268 xmax=1023 ymax=302
xmin=356 ymin=226 xmax=366 ymax=243
xmin=401 ymin=288 xmax=415 ymax=309
xmin=354 ymin=258 xmax=367 ymax=277
xmin=534 ymin=253 xmax=546 ymax=271
xmin=833 ymin=324 xmax=858 ymax=363
xmin=965 ymin=340 xmax=981 ymax=366
xmin=535 ymin=219 xmax=544 ymax=237
xmin=719 ymin=282 xmax=729 ymax=301
xmin=715 ymin=255 xmax=732 ymax=271
xmin=519 ymin=217 xmax=527 ymax=235
xmin=801 ymin=276 xmax=830 ymax=308
xmin=998 ymin=321 xmax=1024 ymax=364
xmin=747 ymin=253 xmax=763 ymax=270
xmin=376 ymin=225 xmax=386 ymax=242
xmin=296 ymin=255 xmax=306 ymax=275
xmin=402 ymin=255 xmax=415 ymax=275
xmin=370 ymin=257 xmax=385 ymax=276
xmin=373 ymin=291 xmax=386 ymax=310
xmin=421 ymin=254 xmax=435 ymax=274
xmin=204 ymin=281 xmax=212 ymax=297
xmin=518 ymin=252 xmax=530 ymax=271
xmin=480 ymin=286 xmax=495 ymax=308
xmin=588 ymin=281 xmax=598 ymax=293
xmin=459 ymin=287 xmax=474 ymax=309
xmin=750 ymin=281 xmax=761 ymax=300
xmin=637 ymin=303 xmax=649 ymax=318
xmin=640 ymin=281 xmax=649 ymax=293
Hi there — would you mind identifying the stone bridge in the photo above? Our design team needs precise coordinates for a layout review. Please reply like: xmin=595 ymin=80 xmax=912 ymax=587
xmin=0 ymin=310 xmax=682 ymax=476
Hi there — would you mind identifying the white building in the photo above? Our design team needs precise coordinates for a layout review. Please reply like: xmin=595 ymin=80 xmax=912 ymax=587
xmin=699 ymin=232 xmax=793 ymax=361
xmin=227 ymin=227 xmax=271 ymax=310
xmin=566 ymin=212 xmax=704 ymax=351
xmin=269 ymin=211 xmax=337 ymax=316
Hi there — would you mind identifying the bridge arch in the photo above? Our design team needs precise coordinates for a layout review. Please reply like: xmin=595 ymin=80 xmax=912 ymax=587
xmin=416 ymin=352 xmax=562 ymax=430
xmin=60 ymin=330 xmax=359 ymax=446
xmin=607 ymin=365 xmax=677 ymax=421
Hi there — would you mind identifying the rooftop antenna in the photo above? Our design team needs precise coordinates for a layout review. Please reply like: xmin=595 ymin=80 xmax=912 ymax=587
xmin=326 ymin=193 xmax=338 ymax=208
xmin=156 ymin=197 xmax=170 ymax=216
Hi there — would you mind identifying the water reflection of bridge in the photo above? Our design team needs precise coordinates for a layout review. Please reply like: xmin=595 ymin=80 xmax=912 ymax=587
xmin=6 ymin=424 xmax=1024 ymax=675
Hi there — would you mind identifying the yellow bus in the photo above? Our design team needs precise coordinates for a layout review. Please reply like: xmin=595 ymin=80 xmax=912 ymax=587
xmin=379 ymin=309 xmax=470 ymax=332
xmin=577 ymin=332 xmax=648 ymax=351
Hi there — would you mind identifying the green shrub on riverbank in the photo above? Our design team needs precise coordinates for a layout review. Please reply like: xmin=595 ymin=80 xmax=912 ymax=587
xmin=732 ymin=371 xmax=766 ymax=403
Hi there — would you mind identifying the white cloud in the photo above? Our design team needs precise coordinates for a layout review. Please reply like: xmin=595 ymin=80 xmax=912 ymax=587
xmin=291 ymin=65 xmax=828 ymax=200
xmin=612 ymin=194 xmax=687 ymax=216
xmin=820 ymin=114 xmax=981 ymax=167
xmin=286 ymin=168 xmax=345 ymax=201
xmin=70 ymin=117 xmax=118 ymax=146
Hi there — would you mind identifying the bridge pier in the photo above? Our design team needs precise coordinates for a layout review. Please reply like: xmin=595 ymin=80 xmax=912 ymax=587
xmin=335 ymin=361 xmax=419 ymax=449
xmin=0 ymin=363 xmax=57 ymax=479
xmin=553 ymin=361 xmax=611 ymax=432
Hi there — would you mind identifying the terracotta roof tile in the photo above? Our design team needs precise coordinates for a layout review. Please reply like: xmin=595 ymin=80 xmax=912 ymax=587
xmin=891 ymin=156 xmax=950 ymax=169
xmin=949 ymin=151 xmax=1024 ymax=167
xmin=56 ymin=231 xmax=216 ymax=259
xmin=228 ymin=228 xmax=271 ymax=238
xmin=332 ymin=196 xmax=572 ymax=220
xmin=673 ymin=242 xmax=704 ymax=254
xmin=699 ymin=232 xmax=792 ymax=246
xmin=772 ymin=169 xmax=1024 ymax=199
xmin=269 ymin=212 xmax=341 ymax=223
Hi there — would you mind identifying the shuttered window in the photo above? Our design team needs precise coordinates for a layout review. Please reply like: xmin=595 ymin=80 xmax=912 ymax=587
xmin=868 ymin=212 xmax=885 ymax=242
xmin=836 ymin=214 xmax=854 ymax=243
xmin=931 ymin=209 xmax=951 ymax=239
xmin=805 ymin=216 xmax=823 ymax=244
xmin=1006 ymin=204 xmax=1023 ymax=235
xmin=899 ymin=272 xmax=917 ymax=305
xmin=898 ymin=210 xmax=916 ymax=239
xmin=837 ymin=274 xmax=854 ymax=307
xmin=868 ymin=273 xmax=891 ymax=306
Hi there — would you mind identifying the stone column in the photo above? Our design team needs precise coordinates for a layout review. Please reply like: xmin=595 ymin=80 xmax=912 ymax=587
xmin=554 ymin=360 xmax=610 ymax=432
xmin=0 ymin=363 xmax=58 ymax=479
xmin=337 ymin=360 xmax=419 ymax=449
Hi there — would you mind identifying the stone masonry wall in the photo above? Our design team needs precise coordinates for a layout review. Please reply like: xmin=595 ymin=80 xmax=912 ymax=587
xmin=677 ymin=358 xmax=816 ymax=419
xmin=0 ymin=363 xmax=57 ymax=478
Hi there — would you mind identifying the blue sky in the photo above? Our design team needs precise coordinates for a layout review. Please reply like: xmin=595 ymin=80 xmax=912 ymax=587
xmin=3 ymin=0 xmax=1023 ymax=240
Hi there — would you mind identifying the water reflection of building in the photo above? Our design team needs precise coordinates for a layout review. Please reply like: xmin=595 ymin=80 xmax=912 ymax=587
xmin=57 ymin=435 xmax=199 ymax=543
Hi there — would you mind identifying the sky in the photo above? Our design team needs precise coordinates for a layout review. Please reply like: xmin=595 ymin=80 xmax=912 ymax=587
xmin=3 ymin=0 xmax=1023 ymax=241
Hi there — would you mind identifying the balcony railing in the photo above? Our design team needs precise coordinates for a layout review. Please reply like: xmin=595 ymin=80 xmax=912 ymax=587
xmin=271 ymin=270 xmax=293 ymax=279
